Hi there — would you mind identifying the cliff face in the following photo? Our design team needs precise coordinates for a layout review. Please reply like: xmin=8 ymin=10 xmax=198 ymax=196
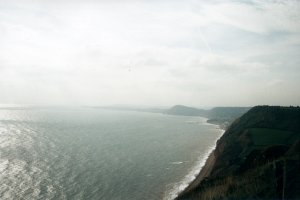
xmin=176 ymin=106 xmax=300 ymax=200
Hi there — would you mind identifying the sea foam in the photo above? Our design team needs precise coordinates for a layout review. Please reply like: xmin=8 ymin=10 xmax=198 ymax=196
xmin=164 ymin=129 xmax=224 ymax=200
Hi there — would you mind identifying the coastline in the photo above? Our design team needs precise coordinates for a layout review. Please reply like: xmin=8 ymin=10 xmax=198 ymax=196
xmin=172 ymin=106 xmax=300 ymax=200
xmin=184 ymin=120 xmax=226 ymax=192
xmin=178 ymin=149 xmax=216 ymax=195
xmin=168 ymin=119 xmax=225 ymax=200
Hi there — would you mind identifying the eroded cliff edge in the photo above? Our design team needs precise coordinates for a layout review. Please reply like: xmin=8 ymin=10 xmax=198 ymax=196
xmin=176 ymin=106 xmax=300 ymax=200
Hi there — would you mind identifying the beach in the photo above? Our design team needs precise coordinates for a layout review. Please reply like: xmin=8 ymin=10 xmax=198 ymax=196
xmin=170 ymin=125 xmax=225 ymax=200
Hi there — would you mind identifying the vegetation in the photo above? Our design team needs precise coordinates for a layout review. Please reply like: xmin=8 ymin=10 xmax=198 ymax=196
xmin=249 ymin=128 xmax=298 ymax=146
xmin=176 ymin=106 xmax=300 ymax=200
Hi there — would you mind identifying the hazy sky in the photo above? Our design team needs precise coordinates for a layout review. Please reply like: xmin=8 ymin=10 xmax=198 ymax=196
xmin=1 ymin=0 xmax=300 ymax=107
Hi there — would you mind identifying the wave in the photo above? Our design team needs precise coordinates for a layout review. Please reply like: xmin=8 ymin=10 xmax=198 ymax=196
xmin=164 ymin=129 xmax=224 ymax=200
xmin=171 ymin=162 xmax=184 ymax=165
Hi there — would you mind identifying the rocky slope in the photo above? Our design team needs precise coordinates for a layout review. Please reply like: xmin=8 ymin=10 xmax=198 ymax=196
xmin=176 ymin=106 xmax=300 ymax=200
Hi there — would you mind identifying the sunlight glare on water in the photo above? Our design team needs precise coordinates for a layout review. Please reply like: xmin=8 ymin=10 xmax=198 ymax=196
xmin=0 ymin=107 xmax=221 ymax=200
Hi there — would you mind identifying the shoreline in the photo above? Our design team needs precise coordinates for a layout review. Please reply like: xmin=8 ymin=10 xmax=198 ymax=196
xmin=178 ymin=149 xmax=216 ymax=195
xmin=183 ymin=120 xmax=226 ymax=192
xmin=168 ymin=119 xmax=225 ymax=200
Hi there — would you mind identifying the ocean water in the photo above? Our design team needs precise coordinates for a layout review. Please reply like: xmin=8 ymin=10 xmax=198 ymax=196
xmin=0 ymin=107 xmax=222 ymax=200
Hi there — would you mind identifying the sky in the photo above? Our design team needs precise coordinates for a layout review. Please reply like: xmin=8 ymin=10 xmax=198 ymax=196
xmin=0 ymin=0 xmax=300 ymax=107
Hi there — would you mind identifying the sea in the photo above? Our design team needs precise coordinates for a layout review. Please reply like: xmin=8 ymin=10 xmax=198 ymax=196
xmin=0 ymin=107 xmax=223 ymax=200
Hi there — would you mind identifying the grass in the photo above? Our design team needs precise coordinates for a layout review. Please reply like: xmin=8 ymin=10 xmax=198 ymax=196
xmin=184 ymin=161 xmax=279 ymax=200
xmin=248 ymin=128 xmax=298 ymax=146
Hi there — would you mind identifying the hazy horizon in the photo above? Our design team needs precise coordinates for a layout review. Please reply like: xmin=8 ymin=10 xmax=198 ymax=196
xmin=1 ymin=0 xmax=300 ymax=107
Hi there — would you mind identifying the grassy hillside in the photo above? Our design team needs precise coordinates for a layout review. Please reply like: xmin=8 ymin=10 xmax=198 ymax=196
xmin=176 ymin=106 xmax=300 ymax=200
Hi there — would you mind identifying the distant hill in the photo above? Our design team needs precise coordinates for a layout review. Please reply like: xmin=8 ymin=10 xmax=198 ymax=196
xmin=99 ymin=104 xmax=251 ymax=129
xmin=164 ymin=105 xmax=250 ymax=129
xmin=206 ymin=107 xmax=251 ymax=128
xmin=164 ymin=105 xmax=207 ymax=116
xmin=208 ymin=107 xmax=251 ymax=119
xmin=176 ymin=106 xmax=300 ymax=200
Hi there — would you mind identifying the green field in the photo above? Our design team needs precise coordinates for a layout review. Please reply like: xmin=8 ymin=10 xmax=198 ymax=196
xmin=248 ymin=128 xmax=300 ymax=146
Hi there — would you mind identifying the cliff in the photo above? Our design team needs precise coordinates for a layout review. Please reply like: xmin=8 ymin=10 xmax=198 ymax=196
xmin=176 ymin=106 xmax=300 ymax=200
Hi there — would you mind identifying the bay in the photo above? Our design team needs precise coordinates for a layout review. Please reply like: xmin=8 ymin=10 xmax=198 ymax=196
xmin=0 ymin=107 xmax=222 ymax=200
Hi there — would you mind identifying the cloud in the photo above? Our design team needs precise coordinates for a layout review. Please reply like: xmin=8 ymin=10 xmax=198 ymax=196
xmin=201 ymin=0 xmax=300 ymax=34
xmin=0 ymin=0 xmax=299 ymax=106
